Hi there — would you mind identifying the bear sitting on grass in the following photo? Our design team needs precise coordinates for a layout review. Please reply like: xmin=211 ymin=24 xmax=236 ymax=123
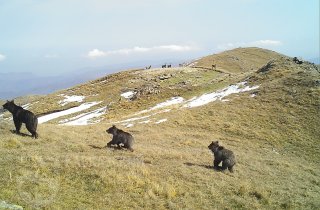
xmin=2 ymin=100 xmax=38 ymax=138
xmin=106 ymin=125 xmax=134 ymax=151
xmin=208 ymin=141 xmax=235 ymax=172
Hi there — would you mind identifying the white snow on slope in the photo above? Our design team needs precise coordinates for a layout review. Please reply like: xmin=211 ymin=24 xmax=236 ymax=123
xmin=117 ymin=109 xmax=171 ymax=124
xmin=44 ymin=81 xmax=258 ymax=126
xmin=126 ymin=124 xmax=134 ymax=128
xmin=38 ymin=101 xmax=101 ymax=124
xmin=60 ymin=106 xmax=107 ymax=125
xmin=119 ymin=115 xmax=152 ymax=123
xmin=112 ymin=82 xmax=259 ymax=127
xmin=183 ymin=82 xmax=259 ymax=108
xmin=22 ymin=103 xmax=31 ymax=109
xmin=151 ymin=97 xmax=184 ymax=110
xmin=155 ymin=119 xmax=167 ymax=124
xmin=136 ymin=97 xmax=184 ymax=115
xmin=138 ymin=120 xmax=151 ymax=124
xmin=121 ymin=91 xmax=136 ymax=99
xmin=59 ymin=95 xmax=85 ymax=106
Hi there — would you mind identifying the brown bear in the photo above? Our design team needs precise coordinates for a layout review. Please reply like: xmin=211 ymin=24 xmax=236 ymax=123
xmin=208 ymin=141 xmax=235 ymax=172
xmin=106 ymin=125 xmax=134 ymax=151
xmin=2 ymin=100 xmax=38 ymax=138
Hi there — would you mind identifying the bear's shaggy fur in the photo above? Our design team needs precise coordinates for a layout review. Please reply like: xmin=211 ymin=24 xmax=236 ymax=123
xmin=208 ymin=141 xmax=236 ymax=172
xmin=2 ymin=100 xmax=38 ymax=138
xmin=106 ymin=125 xmax=134 ymax=151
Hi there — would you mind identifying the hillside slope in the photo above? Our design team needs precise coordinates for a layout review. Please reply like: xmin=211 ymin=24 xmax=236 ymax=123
xmin=192 ymin=47 xmax=287 ymax=73
xmin=0 ymin=47 xmax=319 ymax=209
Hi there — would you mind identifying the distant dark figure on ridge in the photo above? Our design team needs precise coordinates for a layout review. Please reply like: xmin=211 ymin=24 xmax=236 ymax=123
xmin=2 ymin=100 xmax=38 ymax=138
xmin=208 ymin=141 xmax=236 ymax=172
xmin=293 ymin=57 xmax=303 ymax=64
xmin=145 ymin=65 xmax=151 ymax=69
xmin=167 ymin=64 xmax=172 ymax=68
xmin=212 ymin=64 xmax=216 ymax=70
xmin=162 ymin=64 xmax=167 ymax=68
xmin=106 ymin=125 xmax=134 ymax=151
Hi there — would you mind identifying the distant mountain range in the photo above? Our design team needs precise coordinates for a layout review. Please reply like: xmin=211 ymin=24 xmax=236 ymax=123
xmin=0 ymin=70 xmax=103 ymax=100
xmin=0 ymin=58 xmax=188 ymax=100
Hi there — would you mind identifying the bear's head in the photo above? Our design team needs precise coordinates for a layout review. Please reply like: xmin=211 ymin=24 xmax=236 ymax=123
xmin=2 ymin=100 xmax=15 ymax=112
xmin=106 ymin=125 xmax=118 ymax=135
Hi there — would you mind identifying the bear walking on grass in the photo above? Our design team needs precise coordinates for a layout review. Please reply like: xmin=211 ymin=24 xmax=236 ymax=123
xmin=2 ymin=100 xmax=38 ymax=139
xmin=208 ymin=141 xmax=236 ymax=172
xmin=106 ymin=125 xmax=134 ymax=151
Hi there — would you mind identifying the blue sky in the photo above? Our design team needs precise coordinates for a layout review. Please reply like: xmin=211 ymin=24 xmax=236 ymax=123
xmin=0 ymin=0 xmax=319 ymax=76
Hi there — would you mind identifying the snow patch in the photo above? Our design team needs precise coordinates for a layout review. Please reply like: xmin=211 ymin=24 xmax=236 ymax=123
xmin=138 ymin=120 xmax=151 ymax=124
xmin=22 ymin=103 xmax=31 ymax=109
xmin=121 ymin=91 xmax=136 ymax=99
xmin=38 ymin=101 xmax=101 ymax=124
xmin=151 ymin=97 xmax=184 ymax=109
xmin=155 ymin=119 xmax=167 ymax=124
xmin=116 ymin=109 xmax=171 ymax=124
xmin=99 ymin=80 xmax=107 ymax=84
xmin=59 ymin=95 xmax=85 ymax=106
xmin=125 ymin=123 xmax=134 ymax=128
xmin=60 ymin=106 xmax=107 ymax=125
xmin=136 ymin=97 xmax=184 ymax=115
xmin=183 ymin=82 xmax=259 ymax=108
xmin=114 ymin=82 xmax=259 ymax=127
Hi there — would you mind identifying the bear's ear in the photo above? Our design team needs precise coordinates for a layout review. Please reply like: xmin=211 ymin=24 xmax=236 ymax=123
xmin=112 ymin=125 xmax=116 ymax=128
xmin=215 ymin=141 xmax=219 ymax=144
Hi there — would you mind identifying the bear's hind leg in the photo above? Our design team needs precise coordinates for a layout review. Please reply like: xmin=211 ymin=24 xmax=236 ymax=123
xmin=228 ymin=165 xmax=234 ymax=173
xmin=26 ymin=123 xmax=38 ymax=139
xmin=221 ymin=160 xmax=230 ymax=171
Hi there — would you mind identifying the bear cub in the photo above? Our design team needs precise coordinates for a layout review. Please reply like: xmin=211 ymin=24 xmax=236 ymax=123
xmin=106 ymin=125 xmax=134 ymax=151
xmin=208 ymin=141 xmax=236 ymax=172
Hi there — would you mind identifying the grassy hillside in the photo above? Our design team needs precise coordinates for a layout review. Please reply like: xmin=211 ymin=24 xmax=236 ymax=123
xmin=192 ymin=47 xmax=287 ymax=74
xmin=0 ymin=47 xmax=319 ymax=209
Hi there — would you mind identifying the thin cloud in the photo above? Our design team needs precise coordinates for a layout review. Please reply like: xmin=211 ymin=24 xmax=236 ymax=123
xmin=88 ymin=49 xmax=106 ymax=57
xmin=157 ymin=45 xmax=193 ymax=51
xmin=44 ymin=54 xmax=59 ymax=58
xmin=251 ymin=40 xmax=282 ymax=46
xmin=0 ymin=53 xmax=6 ymax=61
xmin=217 ymin=40 xmax=282 ymax=51
xmin=87 ymin=45 xmax=196 ymax=58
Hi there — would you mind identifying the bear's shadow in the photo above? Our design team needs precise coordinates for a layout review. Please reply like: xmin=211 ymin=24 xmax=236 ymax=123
xmin=184 ymin=162 xmax=223 ymax=171
xmin=88 ymin=144 xmax=123 ymax=150
xmin=88 ymin=144 xmax=105 ymax=149
xmin=10 ymin=130 xmax=33 ymax=138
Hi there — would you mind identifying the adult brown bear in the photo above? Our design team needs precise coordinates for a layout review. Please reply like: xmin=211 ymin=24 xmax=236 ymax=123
xmin=2 ymin=100 xmax=38 ymax=138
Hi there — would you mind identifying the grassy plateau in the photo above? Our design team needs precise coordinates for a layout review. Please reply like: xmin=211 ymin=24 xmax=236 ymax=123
xmin=0 ymin=47 xmax=319 ymax=209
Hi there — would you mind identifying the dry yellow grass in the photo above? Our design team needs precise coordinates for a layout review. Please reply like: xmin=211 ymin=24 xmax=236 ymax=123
xmin=0 ymin=48 xmax=319 ymax=209
xmin=194 ymin=47 xmax=285 ymax=74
